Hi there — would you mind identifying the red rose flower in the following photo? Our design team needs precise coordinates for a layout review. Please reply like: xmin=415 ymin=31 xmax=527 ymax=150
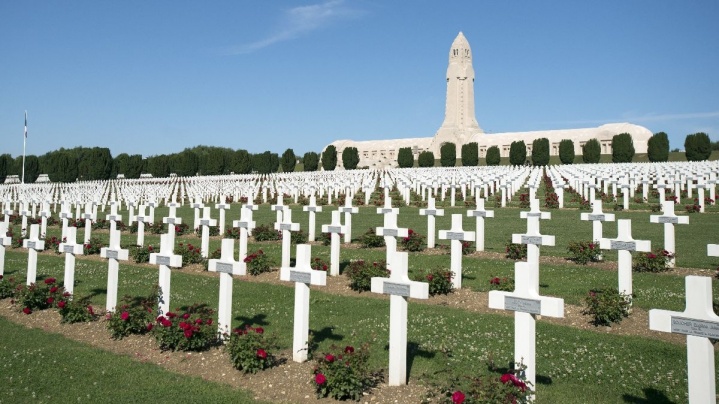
xmin=57 ymin=301 xmax=66 ymax=309
xmin=166 ymin=312 xmax=176 ymax=318
xmin=322 ymin=264 xmax=328 ymax=271
xmin=179 ymin=322 xmax=189 ymax=330
xmin=87 ymin=306 xmax=95 ymax=315
xmin=148 ymin=245 xmax=153 ymax=251
xmin=325 ymin=354 xmax=335 ymax=363
xmin=256 ymin=349 xmax=267 ymax=359
xmin=182 ymin=313 xmax=190 ymax=319
xmin=120 ymin=311 xmax=130 ymax=321
xmin=452 ymin=391 xmax=466 ymax=404
xmin=344 ymin=346 xmax=354 ymax=354
xmin=44 ymin=277 xmax=56 ymax=284
xmin=146 ymin=323 xmax=154 ymax=331
xmin=50 ymin=286 xmax=58 ymax=293
xmin=255 ymin=327 xmax=264 ymax=334
xmin=500 ymin=374 xmax=512 ymax=384
xmin=315 ymin=373 xmax=327 ymax=385
xmin=206 ymin=319 xmax=213 ymax=325
xmin=648 ymin=253 xmax=657 ymax=259
xmin=195 ymin=318 xmax=204 ymax=324
xmin=47 ymin=297 xmax=54 ymax=304
xmin=183 ymin=329 xmax=193 ymax=338
xmin=23 ymin=307 xmax=32 ymax=315
xmin=161 ymin=319 xmax=172 ymax=327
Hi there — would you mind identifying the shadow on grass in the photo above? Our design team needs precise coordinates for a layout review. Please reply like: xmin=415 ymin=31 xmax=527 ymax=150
xmin=622 ymin=387 xmax=675 ymax=403
xmin=407 ymin=341 xmax=435 ymax=377
xmin=310 ymin=326 xmax=344 ymax=345
xmin=235 ymin=313 xmax=269 ymax=327
xmin=488 ymin=362 xmax=553 ymax=386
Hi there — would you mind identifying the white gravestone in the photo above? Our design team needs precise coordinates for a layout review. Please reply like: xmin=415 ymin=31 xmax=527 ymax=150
xmin=199 ymin=207 xmax=217 ymax=259
xmin=371 ymin=252 xmax=429 ymax=386
xmin=516 ymin=199 xmax=553 ymax=271
xmin=649 ymin=276 xmax=719 ymax=404
xmin=163 ymin=202 xmax=182 ymax=246
xmin=467 ymin=197 xmax=494 ymax=252
xmin=271 ymin=195 xmax=285 ymax=225
xmin=232 ymin=206 xmax=256 ymax=272
xmin=2 ymin=205 xmax=13 ymax=229
xmin=649 ymin=200 xmax=689 ymax=268
xmin=321 ymin=211 xmax=346 ymax=276
xmin=215 ymin=202 xmax=231 ymax=235
xmin=580 ymin=199 xmax=615 ymax=260
xmin=82 ymin=202 xmax=97 ymax=244
xmin=438 ymin=214 xmax=475 ymax=289
xmin=489 ymin=261 xmax=564 ymax=395
xmin=106 ymin=202 xmax=123 ymax=233
xmin=20 ymin=202 xmax=31 ymax=236
xmin=59 ymin=201 xmax=73 ymax=240
xmin=39 ymin=201 xmax=51 ymax=238
xmin=275 ymin=208 xmax=300 ymax=268
xmin=302 ymin=195 xmax=322 ymax=242
xmin=58 ymin=227 xmax=84 ymax=295
xmin=135 ymin=204 xmax=148 ymax=246
xmin=208 ymin=238 xmax=246 ymax=337
xmin=23 ymin=224 xmax=45 ymax=285
xmin=339 ymin=195 xmax=358 ymax=244
xmin=100 ymin=229 xmax=129 ymax=312
xmin=280 ymin=244 xmax=327 ymax=362
xmin=191 ymin=197 xmax=204 ymax=231
xmin=0 ymin=222 xmax=11 ymax=278
xmin=599 ymin=219 xmax=651 ymax=301
xmin=149 ymin=234 xmax=183 ymax=315
xmin=376 ymin=211 xmax=408 ymax=273
xmin=419 ymin=196 xmax=444 ymax=249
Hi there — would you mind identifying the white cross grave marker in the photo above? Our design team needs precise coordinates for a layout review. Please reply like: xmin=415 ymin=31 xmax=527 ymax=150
xmin=149 ymin=234 xmax=183 ymax=315
xmin=438 ymin=214 xmax=475 ymax=289
xmin=303 ymin=194 xmax=323 ymax=242
xmin=215 ymin=201 xmax=231 ymax=235
xmin=199 ymin=206 xmax=217 ymax=259
xmin=467 ymin=197 xmax=494 ymax=252
xmin=271 ymin=194 xmax=285 ymax=225
xmin=275 ymin=208 xmax=300 ymax=268
xmin=100 ymin=229 xmax=129 ymax=312
xmin=23 ymin=224 xmax=45 ymax=285
xmin=82 ymin=202 xmax=97 ymax=244
xmin=232 ymin=206 xmax=256 ymax=271
xmin=280 ymin=244 xmax=327 ymax=362
xmin=419 ymin=196 xmax=444 ymax=249
xmin=649 ymin=276 xmax=719 ymax=404
xmin=163 ymin=201 xmax=182 ymax=246
xmin=516 ymin=199 xmax=553 ymax=270
xmin=39 ymin=201 xmax=51 ymax=238
xmin=208 ymin=238 xmax=246 ymax=337
xmin=371 ymin=252 xmax=429 ymax=386
xmin=376 ymin=211 xmax=408 ymax=272
xmin=106 ymin=202 xmax=122 ymax=233
xmin=0 ymin=222 xmax=11 ymax=278
xmin=191 ymin=197 xmax=204 ymax=230
xmin=339 ymin=193 xmax=358 ymax=243
xmin=58 ymin=227 xmax=84 ymax=295
xmin=321 ymin=211 xmax=346 ymax=276
xmin=489 ymin=261 xmax=564 ymax=395
xmin=59 ymin=201 xmax=73 ymax=240
xmin=650 ymin=200 xmax=689 ymax=268
xmin=135 ymin=204 xmax=148 ymax=246
xmin=580 ymin=199 xmax=615 ymax=243
xmin=599 ymin=219 xmax=651 ymax=300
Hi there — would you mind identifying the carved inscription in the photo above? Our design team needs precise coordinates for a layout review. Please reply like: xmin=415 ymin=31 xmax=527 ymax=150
xmin=166 ymin=218 xmax=175 ymax=224
xmin=382 ymin=229 xmax=398 ymax=237
xmin=200 ymin=219 xmax=212 ymax=226
xmin=106 ymin=250 xmax=118 ymax=259
xmin=658 ymin=216 xmax=679 ymax=224
xmin=63 ymin=245 xmax=75 ymax=254
xmin=446 ymin=232 xmax=465 ymax=240
xmin=156 ymin=256 xmax=171 ymax=266
xmin=422 ymin=209 xmax=436 ymax=215
xmin=610 ymin=240 xmax=636 ymax=251
xmin=327 ymin=226 xmax=343 ymax=233
xmin=26 ymin=241 xmax=36 ymax=249
xmin=587 ymin=214 xmax=605 ymax=221
xmin=215 ymin=262 xmax=234 ymax=274
xmin=289 ymin=270 xmax=312 ymax=284
xmin=383 ymin=282 xmax=410 ymax=297
xmin=671 ymin=316 xmax=719 ymax=339
xmin=469 ymin=211 xmax=487 ymax=217
xmin=505 ymin=296 xmax=542 ymax=315
xmin=521 ymin=236 xmax=543 ymax=245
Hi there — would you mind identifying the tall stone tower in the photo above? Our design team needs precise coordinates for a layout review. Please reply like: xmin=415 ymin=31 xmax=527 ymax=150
xmin=430 ymin=32 xmax=483 ymax=154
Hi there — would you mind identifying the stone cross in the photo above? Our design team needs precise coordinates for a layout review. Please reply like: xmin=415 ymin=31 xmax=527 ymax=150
xmin=599 ymin=219 xmax=651 ymax=300
xmin=59 ymin=201 xmax=73 ymax=240
xmin=2 ymin=203 xmax=13 ymax=228
xmin=232 ymin=206 xmax=256 ymax=271
xmin=106 ymin=202 xmax=123 ymax=233
xmin=208 ymin=238 xmax=246 ymax=337
xmin=271 ymin=194 xmax=285 ymax=225
xmin=58 ymin=227 xmax=84 ymax=295
xmin=135 ymin=204 xmax=148 ymax=246
xmin=191 ymin=197 xmax=204 ymax=230
xmin=517 ymin=199 xmax=553 ymax=269
xmin=376 ymin=211 xmax=408 ymax=272
xmin=163 ymin=201 xmax=182 ymax=246
xmin=275 ymin=208 xmax=300 ymax=268
xmin=199 ymin=207 xmax=217 ymax=259
xmin=302 ymin=195 xmax=322 ymax=242
xmin=20 ymin=201 xmax=31 ymax=235
xmin=149 ymin=234 xmax=183 ymax=315
xmin=467 ymin=197 xmax=494 ymax=251
xmin=339 ymin=194 xmax=358 ymax=244
xmin=649 ymin=200 xmax=689 ymax=268
xmin=376 ymin=192 xmax=398 ymax=216
xmin=320 ymin=211 xmax=346 ymax=276
xmin=126 ymin=200 xmax=137 ymax=227
xmin=580 ymin=199 xmax=616 ymax=260
xmin=438 ymin=214 xmax=475 ymax=289
xmin=419 ymin=196 xmax=444 ymax=249
xmin=82 ymin=202 xmax=97 ymax=244
xmin=39 ymin=200 xmax=51 ymax=238
xmin=0 ymin=222 xmax=11 ymax=278
xmin=280 ymin=244 xmax=327 ymax=362
xmin=371 ymin=252 xmax=429 ymax=386
xmin=649 ymin=276 xmax=719 ymax=404
xmin=23 ymin=224 xmax=45 ymax=285
xmin=147 ymin=200 xmax=157 ymax=223
xmin=100 ymin=229 xmax=130 ymax=312
xmin=488 ymin=261 xmax=564 ymax=395
xmin=214 ymin=201 xmax=231 ymax=235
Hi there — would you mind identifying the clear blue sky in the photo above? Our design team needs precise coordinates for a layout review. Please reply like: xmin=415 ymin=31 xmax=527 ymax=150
xmin=1 ymin=1 xmax=717 ymax=159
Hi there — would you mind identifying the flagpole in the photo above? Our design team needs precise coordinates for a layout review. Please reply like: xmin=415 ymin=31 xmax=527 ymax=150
xmin=22 ymin=110 xmax=27 ymax=184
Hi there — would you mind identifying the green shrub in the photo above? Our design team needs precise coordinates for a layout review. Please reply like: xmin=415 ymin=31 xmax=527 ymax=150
xmin=16 ymin=277 xmax=65 ymax=314
xmin=633 ymin=249 xmax=674 ymax=272
xmin=243 ymin=249 xmax=274 ymax=276
xmin=345 ymin=260 xmax=388 ymax=292
xmin=559 ymin=139 xmax=575 ymax=164
xmin=583 ymin=288 xmax=631 ymax=326
xmin=226 ymin=325 xmax=279 ymax=373
xmin=290 ymin=229 xmax=308 ymax=244
xmin=461 ymin=142 xmax=479 ymax=166
xmin=83 ymin=236 xmax=104 ymax=255
xmin=685 ymin=132 xmax=712 ymax=161
xmin=0 ymin=275 xmax=20 ymax=299
xmin=313 ymin=343 xmax=375 ymax=401
xmin=252 ymin=223 xmax=281 ymax=241
xmin=611 ymin=133 xmax=635 ymax=163
xmin=509 ymin=141 xmax=526 ymax=166
xmin=440 ymin=142 xmax=457 ymax=167
xmin=582 ymin=138 xmax=601 ymax=163
xmin=194 ymin=225 xmax=220 ymax=237
xmin=106 ymin=289 xmax=157 ymax=339
xmin=342 ymin=147 xmax=360 ymax=170
xmin=321 ymin=145 xmax=337 ymax=171
xmin=152 ymin=304 xmax=218 ymax=351
xmin=400 ymin=229 xmax=426 ymax=252
xmin=531 ymin=137 xmax=549 ymax=166
xmin=413 ymin=268 xmax=454 ymax=296
xmin=489 ymin=276 xmax=514 ymax=292
xmin=567 ymin=240 xmax=600 ymax=265
xmin=505 ymin=242 xmax=527 ymax=260
xmin=485 ymin=146 xmax=500 ymax=166
xmin=647 ymin=132 xmax=669 ymax=162
xmin=418 ymin=151 xmax=435 ymax=167
xmin=431 ymin=361 xmax=533 ymax=404
xmin=58 ymin=295 xmax=99 ymax=324
xmin=130 ymin=244 xmax=154 ymax=264
xmin=397 ymin=147 xmax=414 ymax=168
xmin=358 ymin=228 xmax=385 ymax=248
xmin=174 ymin=242 xmax=204 ymax=265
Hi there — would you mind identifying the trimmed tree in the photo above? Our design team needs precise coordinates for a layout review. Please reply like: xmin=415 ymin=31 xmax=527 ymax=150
xmin=321 ymin=145 xmax=337 ymax=171
xmin=558 ymin=139 xmax=575 ymax=164
xmin=0 ymin=154 xmax=13 ymax=183
xmin=341 ymin=147 xmax=360 ymax=170
xmin=647 ymin=132 xmax=670 ymax=162
xmin=531 ymin=138 xmax=550 ymax=166
xmin=440 ymin=142 xmax=456 ymax=167
xmin=485 ymin=146 xmax=500 ymax=166
xmin=611 ymin=133 xmax=635 ymax=163
xmin=582 ymin=139 xmax=601 ymax=163
xmin=509 ymin=141 xmax=526 ymax=166
xmin=397 ymin=147 xmax=414 ymax=168
xmin=303 ymin=151 xmax=319 ymax=171
xmin=230 ymin=150 xmax=253 ymax=174
xmin=418 ymin=151 xmax=435 ymax=167
xmin=461 ymin=142 xmax=479 ymax=166
xmin=684 ymin=132 xmax=712 ymax=161
xmin=280 ymin=148 xmax=296 ymax=172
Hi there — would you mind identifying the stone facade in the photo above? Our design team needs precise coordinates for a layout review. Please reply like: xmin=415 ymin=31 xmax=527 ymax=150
xmin=327 ymin=32 xmax=652 ymax=169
